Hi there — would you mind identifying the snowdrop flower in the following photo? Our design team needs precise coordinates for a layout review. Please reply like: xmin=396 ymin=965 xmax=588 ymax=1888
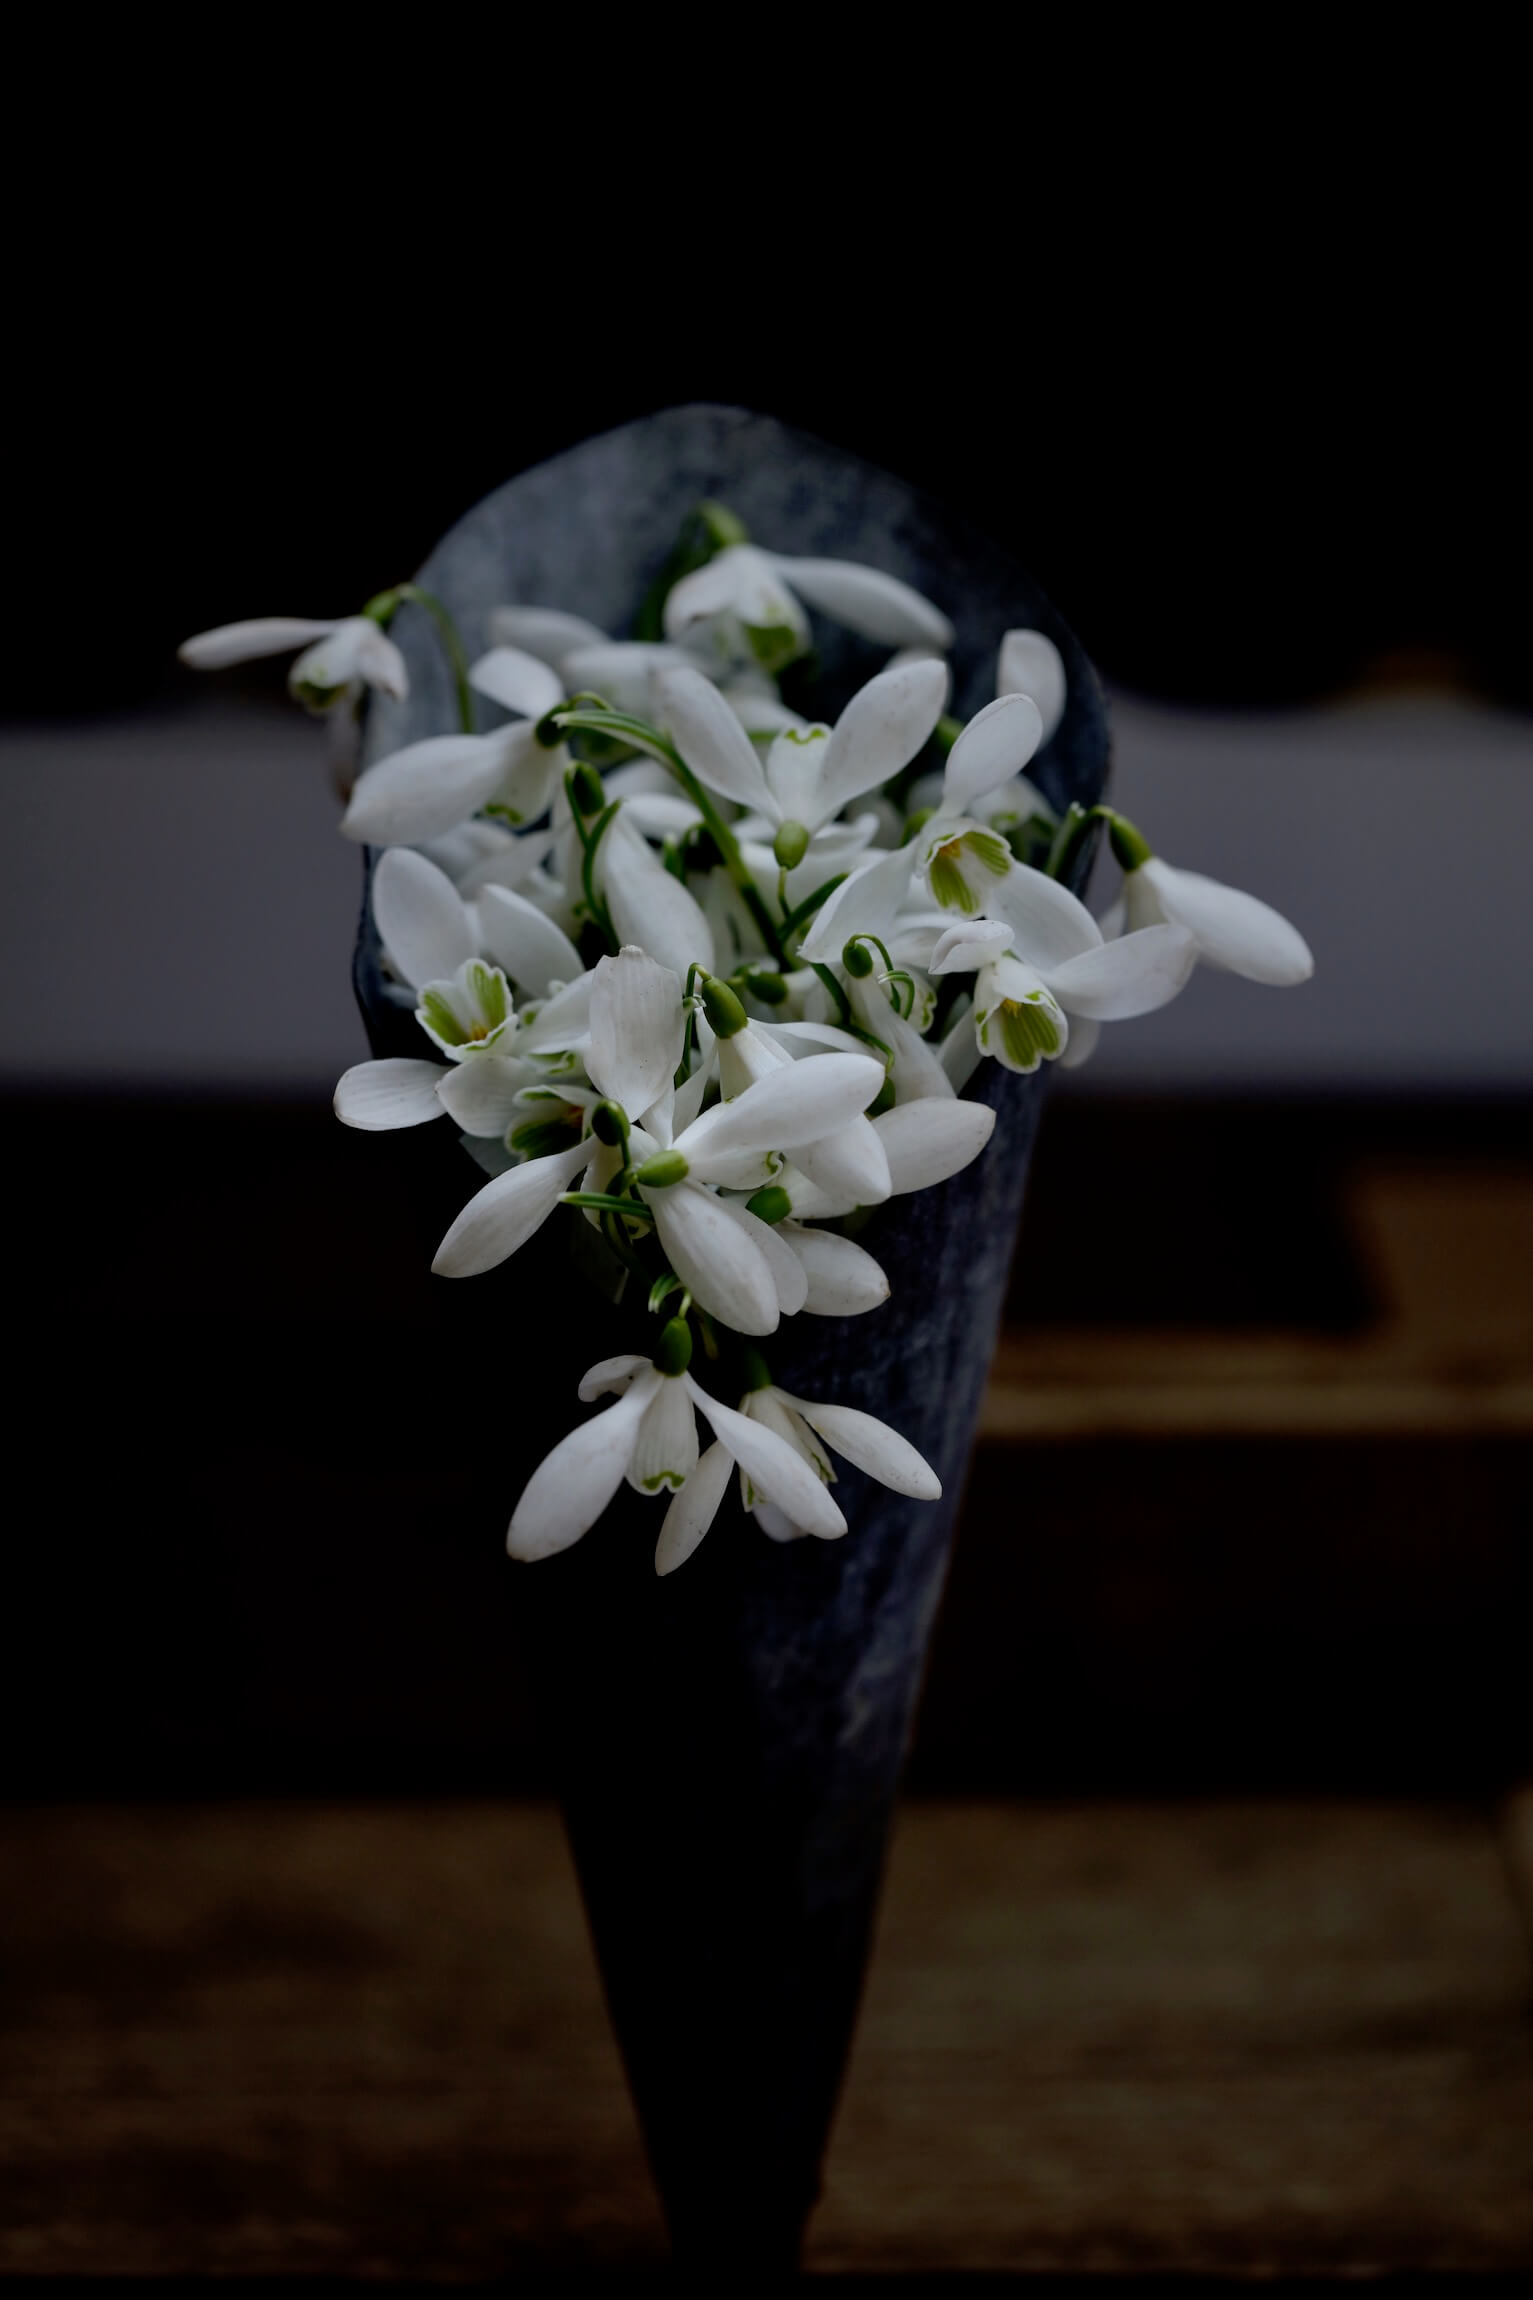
xmin=338 ymin=643 xmax=573 ymax=847
xmin=693 ymin=978 xmax=894 ymax=1205
xmin=928 ymin=888 xmax=1196 ymax=1075
xmin=997 ymin=628 xmax=1068 ymax=746
xmin=1106 ymin=816 xmax=1315 ymax=987
xmin=658 ymin=659 xmax=947 ymax=869
xmin=663 ymin=543 xmax=953 ymax=675
xmin=656 ymin=1377 xmax=937 ymax=1572
xmin=179 ymin=613 xmax=408 ymax=707
xmin=511 ymin=1344 xmax=848 ymax=1564
xmin=774 ymin=1096 xmax=998 ymax=1219
xmin=332 ymin=850 xmax=587 ymax=1138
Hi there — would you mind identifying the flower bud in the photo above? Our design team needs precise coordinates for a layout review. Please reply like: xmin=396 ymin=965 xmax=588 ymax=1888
xmin=745 ymin=1184 xmax=791 ymax=1225
xmin=700 ymin=974 xmax=748 ymax=1038
xmin=773 ymin=819 xmax=810 ymax=871
xmin=745 ymin=971 xmax=789 ymax=1006
xmin=635 ymin=1148 xmax=689 ymax=1189
xmin=568 ymin=759 xmax=607 ymax=814
xmin=653 ymin=1316 xmax=693 ymax=1377
xmin=842 ymin=938 xmax=876 ymax=978
xmin=590 ymin=1099 xmax=629 ymax=1148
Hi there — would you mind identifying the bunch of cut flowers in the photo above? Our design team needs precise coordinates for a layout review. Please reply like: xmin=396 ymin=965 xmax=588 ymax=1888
xmin=183 ymin=511 xmax=1311 ymax=1573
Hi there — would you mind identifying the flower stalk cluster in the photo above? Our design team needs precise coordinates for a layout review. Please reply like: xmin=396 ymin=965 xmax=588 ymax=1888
xmin=183 ymin=507 xmax=1314 ymax=1574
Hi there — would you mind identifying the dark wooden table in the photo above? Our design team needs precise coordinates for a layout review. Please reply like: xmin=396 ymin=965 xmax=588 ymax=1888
xmin=3 ymin=1795 xmax=1531 ymax=2278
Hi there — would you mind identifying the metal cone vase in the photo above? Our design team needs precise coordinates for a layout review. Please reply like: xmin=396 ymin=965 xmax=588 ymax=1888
xmin=353 ymin=407 xmax=1109 ymax=2268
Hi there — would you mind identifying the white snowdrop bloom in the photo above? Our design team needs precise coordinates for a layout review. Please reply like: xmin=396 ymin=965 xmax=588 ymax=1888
xmin=654 ymin=1377 xmax=854 ymax=1573
xmin=1107 ymin=821 xmax=1315 ymax=988
xmin=928 ymin=899 xmax=1197 ymax=1075
xmin=339 ymin=642 xmax=573 ymax=849
xmin=179 ymin=614 xmax=408 ymax=708
xmin=775 ymin=1094 xmax=998 ymax=1218
xmin=795 ymin=838 xmax=920 ymax=965
xmin=632 ymin=1052 xmax=887 ymax=1334
xmin=561 ymin=641 xmax=703 ymax=719
xmin=698 ymin=981 xmax=893 ymax=1212
xmin=507 ymin=1353 xmax=701 ymax=1562
xmin=663 ymin=543 xmax=953 ymax=675
xmin=844 ymin=968 xmax=950 ymax=1100
xmin=660 ymin=1380 xmax=939 ymax=1563
xmin=658 ymin=658 xmax=947 ymax=861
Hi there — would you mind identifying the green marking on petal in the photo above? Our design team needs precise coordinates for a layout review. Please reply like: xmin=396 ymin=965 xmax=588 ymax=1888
xmin=469 ymin=963 xmax=509 ymax=1030
xmin=968 ymin=829 xmax=1012 ymax=877
xmin=419 ymin=988 xmax=467 ymax=1047
xmin=640 ymin=1466 xmax=689 ymax=1492
xmin=929 ymin=846 xmax=977 ymax=915
xmin=995 ymin=996 xmax=1062 ymax=1071
xmin=745 ymin=619 xmax=803 ymax=675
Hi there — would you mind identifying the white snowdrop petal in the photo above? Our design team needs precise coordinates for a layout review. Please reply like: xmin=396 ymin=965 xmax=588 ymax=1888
xmin=518 ymin=970 xmax=594 ymax=1052
xmin=997 ymin=629 xmax=1068 ymax=745
xmin=178 ymin=616 xmax=337 ymax=669
xmin=715 ymin=1198 xmax=810 ymax=1316
xmin=586 ymin=946 xmax=684 ymax=1116
xmin=797 ymin=840 xmax=920 ymax=964
xmin=654 ymin=1440 xmax=734 ymax=1575
xmin=818 ymin=659 xmax=949 ymax=818
xmin=489 ymin=606 xmax=608 ymax=663
xmin=342 ymin=734 xmax=509 ymax=846
xmin=600 ymin=814 xmax=715 ymax=979
xmin=579 ymin=1354 xmax=650 ymax=1401
xmin=986 ymin=860 xmax=1103 ymax=969
xmin=628 ymin=1376 xmax=700 ymax=1495
xmin=507 ymin=1379 xmax=656 ymax=1562
xmin=332 ymin=1058 xmax=447 ymax=1130
xmin=847 ymin=981 xmax=953 ymax=1103
xmin=745 ymin=1390 xmax=834 ymax=1481
xmin=938 ymin=1010 xmax=983 ymax=1092
xmin=433 ymin=1055 xmax=530 ymax=1138
xmin=874 ymin=1097 xmax=996 ymax=1193
xmin=371 ymin=847 xmax=478 ymax=989
xmin=755 ymin=1502 xmax=810 ymax=1543
xmin=1045 ymin=923 xmax=1198 ymax=1019
xmin=353 ymin=625 xmax=409 ymax=701
xmin=684 ymin=1380 xmax=846 ymax=1540
xmin=476 ymin=883 xmax=584 ymax=1000
xmin=943 ymin=692 xmax=1044 ymax=811
xmin=781 ymin=1224 xmax=890 ymax=1317
xmin=469 ymin=645 xmax=564 ymax=720
xmin=656 ymin=665 xmax=773 ymax=814
xmin=645 ymin=1181 xmax=780 ymax=1336
xmin=562 ymin=641 xmax=696 ymax=718
xmin=622 ymin=791 xmax=705 ymax=839
xmin=1141 ymin=861 xmax=1315 ymax=986
xmin=785 ymin=1397 xmax=941 ymax=1499
xmin=931 ymin=919 xmax=1015 ymax=974
xmin=1059 ymin=1013 xmax=1102 ymax=1069
xmin=774 ymin=557 xmax=955 ymax=649
xmin=431 ymin=1138 xmax=588 ymax=1277
xmin=680 ymin=1052 xmax=884 ymax=1167
xmin=791 ymin=1118 xmax=892 ymax=1207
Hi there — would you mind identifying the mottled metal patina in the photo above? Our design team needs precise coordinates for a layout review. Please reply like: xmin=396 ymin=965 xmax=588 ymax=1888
xmin=353 ymin=406 xmax=1109 ymax=2267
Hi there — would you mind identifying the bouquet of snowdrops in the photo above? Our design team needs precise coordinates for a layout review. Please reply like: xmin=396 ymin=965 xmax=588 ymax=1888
xmin=183 ymin=508 xmax=1311 ymax=1575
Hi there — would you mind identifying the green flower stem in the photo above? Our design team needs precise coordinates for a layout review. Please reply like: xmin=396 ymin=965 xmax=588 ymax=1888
xmin=393 ymin=584 xmax=476 ymax=735
xmin=553 ymin=706 xmax=787 ymax=964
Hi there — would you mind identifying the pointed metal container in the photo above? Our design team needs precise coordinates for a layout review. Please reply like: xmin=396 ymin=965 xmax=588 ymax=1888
xmin=353 ymin=406 xmax=1109 ymax=2269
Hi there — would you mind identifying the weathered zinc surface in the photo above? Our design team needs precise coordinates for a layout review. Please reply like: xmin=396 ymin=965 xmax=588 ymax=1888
xmin=354 ymin=406 xmax=1110 ymax=2264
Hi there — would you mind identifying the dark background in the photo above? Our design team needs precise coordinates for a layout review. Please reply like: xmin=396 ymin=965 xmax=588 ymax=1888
xmin=5 ymin=108 xmax=1528 ymax=1801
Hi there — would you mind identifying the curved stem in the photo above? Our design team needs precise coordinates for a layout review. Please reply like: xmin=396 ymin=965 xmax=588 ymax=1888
xmin=553 ymin=706 xmax=787 ymax=965
xmin=392 ymin=583 xmax=475 ymax=735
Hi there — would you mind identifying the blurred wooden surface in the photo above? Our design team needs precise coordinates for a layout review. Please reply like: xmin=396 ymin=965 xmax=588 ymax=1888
xmin=986 ymin=1157 xmax=1533 ymax=1438
xmin=3 ymin=1798 xmax=1531 ymax=2278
